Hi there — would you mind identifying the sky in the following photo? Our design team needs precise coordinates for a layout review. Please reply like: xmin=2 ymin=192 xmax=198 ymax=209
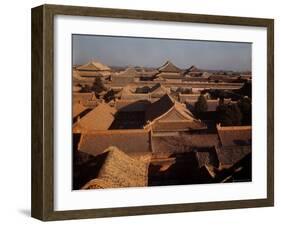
xmin=72 ymin=34 xmax=252 ymax=71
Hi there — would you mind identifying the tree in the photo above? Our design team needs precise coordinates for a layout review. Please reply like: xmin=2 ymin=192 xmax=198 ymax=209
xmin=216 ymin=104 xmax=231 ymax=125
xmin=237 ymin=81 xmax=252 ymax=98
xmin=216 ymin=103 xmax=242 ymax=126
xmin=209 ymin=89 xmax=227 ymax=99
xmin=91 ymin=77 xmax=106 ymax=94
xmin=230 ymin=104 xmax=242 ymax=125
xmin=104 ymin=89 xmax=116 ymax=102
xmin=238 ymin=97 xmax=252 ymax=125
xmin=194 ymin=94 xmax=208 ymax=116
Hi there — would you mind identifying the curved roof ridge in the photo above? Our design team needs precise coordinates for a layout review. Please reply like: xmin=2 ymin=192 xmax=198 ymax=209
xmin=158 ymin=60 xmax=181 ymax=72
xmin=116 ymin=67 xmax=138 ymax=77
xmin=174 ymin=101 xmax=195 ymax=120
xmin=77 ymin=60 xmax=111 ymax=71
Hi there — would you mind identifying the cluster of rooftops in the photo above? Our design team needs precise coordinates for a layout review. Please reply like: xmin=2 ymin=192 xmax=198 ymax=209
xmin=74 ymin=94 xmax=205 ymax=132
xmin=73 ymin=92 xmax=251 ymax=189
xmin=72 ymin=59 xmax=252 ymax=189
xmin=73 ymin=60 xmax=251 ymax=85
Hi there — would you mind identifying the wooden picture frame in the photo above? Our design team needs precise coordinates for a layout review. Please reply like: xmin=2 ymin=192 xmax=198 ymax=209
xmin=31 ymin=4 xmax=274 ymax=221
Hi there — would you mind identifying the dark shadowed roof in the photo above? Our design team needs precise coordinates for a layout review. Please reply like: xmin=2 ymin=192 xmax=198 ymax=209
xmin=216 ymin=146 xmax=251 ymax=167
xmin=78 ymin=129 xmax=151 ymax=156
xmin=145 ymin=94 xmax=206 ymax=130
xmin=195 ymin=147 xmax=219 ymax=168
xmin=158 ymin=61 xmax=181 ymax=72
xmin=82 ymin=147 xmax=148 ymax=189
xmin=150 ymin=83 xmax=166 ymax=93
xmin=145 ymin=94 xmax=175 ymax=122
xmin=74 ymin=103 xmax=116 ymax=132
xmin=218 ymin=152 xmax=252 ymax=182
xmin=116 ymin=99 xmax=151 ymax=112
xmin=151 ymin=133 xmax=219 ymax=153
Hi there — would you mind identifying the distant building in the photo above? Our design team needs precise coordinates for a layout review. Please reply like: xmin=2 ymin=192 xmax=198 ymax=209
xmin=75 ymin=60 xmax=111 ymax=79
xmin=119 ymin=83 xmax=170 ymax=101
xmin=111 ymin=67 xmax=138 ymax=85
xmin=145 ymin=94 xmax=207 ymax=132
xmin=184 ymin=65 xmax=203 ymax=77
xmin=119 ymin=85 xmax=150 ymax=100
xmin=154 ymin=61 xmax=183 ymax=80
xmin=150 ymin=83 xmax=170 ymax=99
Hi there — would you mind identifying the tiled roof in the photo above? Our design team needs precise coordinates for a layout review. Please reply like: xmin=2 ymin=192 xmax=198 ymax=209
xmin=115 ymin=67 xmax=139 ymax=77
xmin=216 ymin=145 xmax=251 ymax=167
xmin=119 ymin=85 xmax=150 ymax=100
xmin=150 ymin=83 xmax=167 ymax=93
xmin=217 ymin=125 xmax=252 ymax=147
xmin=82 ymin=147 xmax=148 ymax=189
xmin=111 ymin=76 xmax=134 ymax=84
xmin=150 ymin=83 xmax=169 ymax=97
xmin=76 ymin=60 xmax=111 ymax=71
xmin=183 ymin=77 xmax=209 ymax=82
xmin=73 ymin=103 xmax=116 ymax=132
xmin=115 ymin=99 xmax=151 ymax=112
xmin=145 ymin=94 xmax=175 ymax=122
xmin=77 ymin=71 xmax=110 ymax=77
xmin=151 ymin=120 xmax=206 ymax=131
xmin=185 ymin=65 xmax=201 ymax=73
xmin=151 ymin=133 xmax=219 ymax=153
xmin=145 ymin=94 xmax=206 ymax=130
xmin=195 ymin=147 xmax=219 ymax=168
xmin=179 ymin=93 xmax=201 ymax=101
xmin=158 ymin=61 xmax=181 ymax=72
xmin=73 ymin=102 xmax=87 ymax=118
xmin=120 ymin=93 xmax=150 ymax=100
xmin=154 ymin=72 xmax=183 ymax=79
xmin=78 ymin=129 xmax=151 ymax=156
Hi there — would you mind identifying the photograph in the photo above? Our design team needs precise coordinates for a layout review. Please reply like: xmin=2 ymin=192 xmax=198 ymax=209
xmin=72 ymin=35 xmax=252 ymax=190
xmin=30 ymin=3 xmax=274 ymax=221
